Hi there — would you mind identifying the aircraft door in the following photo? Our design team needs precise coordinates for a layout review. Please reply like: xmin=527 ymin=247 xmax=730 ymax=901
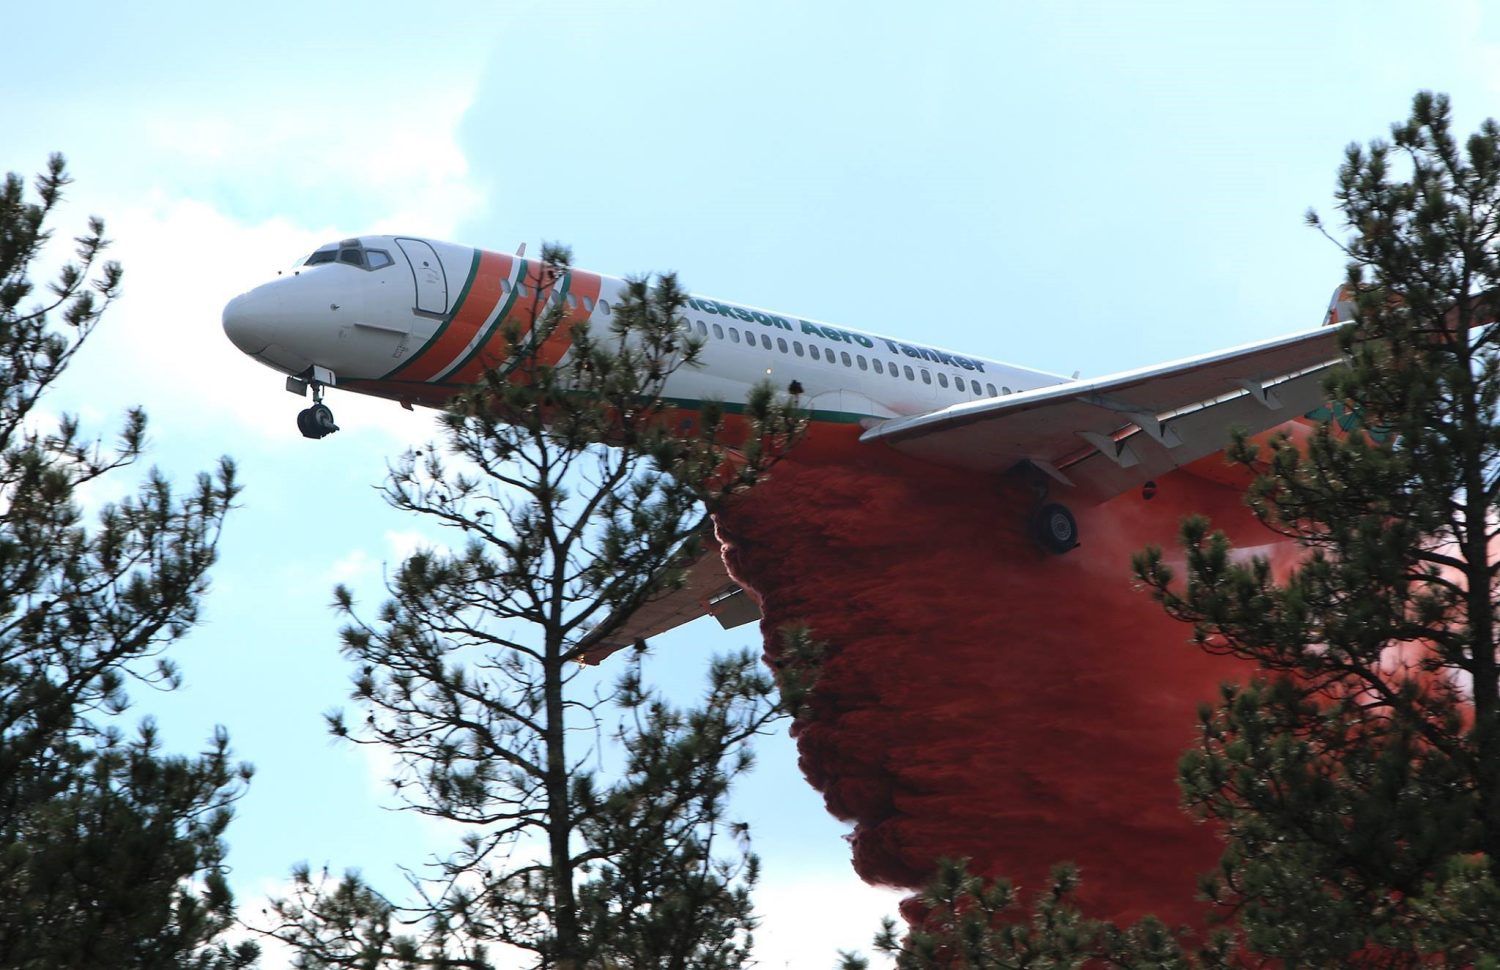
xmin=395 ymin=238 xmax=449 ymax=315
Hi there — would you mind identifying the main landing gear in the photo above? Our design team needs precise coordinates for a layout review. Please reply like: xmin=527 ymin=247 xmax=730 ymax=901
xmin=1031 ymin=502 xmax=1079 ymax=555
xmin=290 ymin=370 xmax=339 ymax=440
xmin=1018 ymin=461 xmax=1079 ymax=555
xmin=297 ymin=399 xmax=338 ymax=439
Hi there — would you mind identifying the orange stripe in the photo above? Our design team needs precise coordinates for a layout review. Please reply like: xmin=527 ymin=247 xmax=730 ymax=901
xmin=536 ymin=270 xmax=602 ymax=369
xmin=402 ymin=250 xmax=511 ymax=384
xmin=447 ymin=258 xmax=566 ymax=385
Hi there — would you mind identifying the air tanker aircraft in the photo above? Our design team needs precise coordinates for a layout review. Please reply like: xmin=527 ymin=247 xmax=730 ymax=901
xmin=223 ymin=234 xmax=1349 ymax=659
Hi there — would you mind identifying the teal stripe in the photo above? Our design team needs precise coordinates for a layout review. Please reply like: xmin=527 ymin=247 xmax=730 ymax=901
xmin=379 ymin=250 xmax=482 ymax=381
xmin=658 ymin=394 xmax=869 ymax=425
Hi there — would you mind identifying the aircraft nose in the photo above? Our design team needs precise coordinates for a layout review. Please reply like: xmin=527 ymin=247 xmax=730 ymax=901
xmin=222 ymin=289 xmax=280 ymax=354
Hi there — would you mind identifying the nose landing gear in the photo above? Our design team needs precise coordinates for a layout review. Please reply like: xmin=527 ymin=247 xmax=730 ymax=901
xmin=297 ymin=400 xmax=339 ymax=439
xmin=290 ymin=369 xmax=339 ymax=439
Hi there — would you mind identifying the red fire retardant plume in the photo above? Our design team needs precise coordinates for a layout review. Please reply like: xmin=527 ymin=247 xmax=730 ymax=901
xmin=716 ymin=426 xmax=1302 ymax=927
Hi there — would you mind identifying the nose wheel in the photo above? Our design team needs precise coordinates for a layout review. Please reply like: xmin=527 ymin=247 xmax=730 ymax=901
xmin=295 ymin=378 xmax=339 ymax=439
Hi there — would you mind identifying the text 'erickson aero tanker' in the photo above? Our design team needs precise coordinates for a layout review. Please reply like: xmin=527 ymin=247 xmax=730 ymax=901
xmin=222 ymin=234 xmax=1351 ymax=660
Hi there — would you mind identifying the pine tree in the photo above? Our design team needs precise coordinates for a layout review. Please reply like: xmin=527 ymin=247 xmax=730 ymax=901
xmin=1132 ymin=92 xmax=1500 ymax=964
xmin=834 ymin=860 xmax=1221 ymax=970
xmin=0 ymin=155 xmax=251 ymax=967
xmin=265 ymin=246 xmax=803 ymax=969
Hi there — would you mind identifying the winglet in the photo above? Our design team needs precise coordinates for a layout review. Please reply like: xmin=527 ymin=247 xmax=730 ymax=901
xmin=1326 ymin=283 xmax=1355 ymax=326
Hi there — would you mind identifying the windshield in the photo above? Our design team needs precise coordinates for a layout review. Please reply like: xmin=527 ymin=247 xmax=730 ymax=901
xmin=302 ymin=239 xmax=393 ymax=271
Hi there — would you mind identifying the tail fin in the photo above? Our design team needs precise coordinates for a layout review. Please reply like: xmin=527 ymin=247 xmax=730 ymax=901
xmin=1324 ymin=283 xmax=1355 ymax=326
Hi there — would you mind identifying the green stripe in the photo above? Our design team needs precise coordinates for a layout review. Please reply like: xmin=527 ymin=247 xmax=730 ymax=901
xmin=658 ymin=395 xmax=870 ymax=425
xmin=379 ymin=249 xmax=482 ymax=381
xmin=441 ymin=258 xmax=532 ymax=380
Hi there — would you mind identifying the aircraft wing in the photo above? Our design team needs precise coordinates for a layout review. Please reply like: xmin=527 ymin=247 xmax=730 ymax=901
xmin=574 ymin=533 xmax=762 ymax=665
xmin=860 ymin=323 xmax=1349 ymax=502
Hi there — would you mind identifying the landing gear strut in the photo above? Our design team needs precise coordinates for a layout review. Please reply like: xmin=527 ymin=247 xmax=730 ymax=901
xmin=296 ymin=380 xmax=339 ymax=439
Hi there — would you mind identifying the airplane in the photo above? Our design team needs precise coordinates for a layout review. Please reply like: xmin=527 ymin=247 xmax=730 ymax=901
xmin=222 ymin=234 xmax=1352 ymax=662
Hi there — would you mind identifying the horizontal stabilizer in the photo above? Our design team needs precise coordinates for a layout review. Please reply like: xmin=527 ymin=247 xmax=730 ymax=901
xmin=574 ymin=532 xmax=761 ymax=665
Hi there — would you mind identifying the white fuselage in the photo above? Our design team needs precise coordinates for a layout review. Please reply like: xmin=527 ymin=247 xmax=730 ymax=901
xmin=222 ymin=234 xmax=1072 ymax=426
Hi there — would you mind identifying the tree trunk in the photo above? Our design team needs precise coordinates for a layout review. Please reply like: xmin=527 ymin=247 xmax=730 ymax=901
xmin=545 ymin=634 xmax=579 ymax=968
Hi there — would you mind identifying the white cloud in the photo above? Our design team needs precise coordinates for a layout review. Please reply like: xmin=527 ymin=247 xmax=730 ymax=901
xmin=51 ymin=197 xmax=327 ymax=441
xmin=327 ymin=547 xmax=376 ymax=586
xmin=140 ymin=88 xmax=484 ymax=239
xmin=752 ymin=873 xmax=905 ymax=969
xmin=41 ymin=81 xmax=485 ymax=448
xmin=240 ymin=824 xmax=901 ymax=970
xmin=385 ymin=528 xmax=432 ymax=561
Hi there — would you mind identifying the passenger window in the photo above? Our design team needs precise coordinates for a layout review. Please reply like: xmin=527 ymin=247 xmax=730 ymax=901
xmin=857 ymin=355 xmax=868 ymax=370
xmin=565 ymin=294 xmax=577 ymax=309
xmin=761 ymin=334 xmax=773 ymax=349
xmin=713 ymin=323 xmax=724 ymax=339
xmin=937 ymin=373 xmax=949 ymax=388
xmin=921 ymin=369 xmax=932 ymax=385
xmin=840 ymin=351 xmax=852 ymax=367
xmin=809 ymin=346 xmax=821 ymax=361
xmin=971 ymin=379 xmax=981 ymax=394
xmin=793 ymin=341 xmax=805 ymax=357
xmin=904 ymin=365 xmax=915 ymax=380
xmin=1003 ymin=386 xmax=1012 ymax=394
xmin=600 ymin=300 xmax=611 ymax=314
xmin=777 ymin=337 xmax=788 ymax=353
xmin=730 ymin=328 xmax=741 ymax=343
xmin=583 ymin=296 xmax=595 ymax=312
xmin=873 ymin=359 xmax=883 ymax=374
xmin=339 ymin=249 xmax=362 ymax=266
xmin=986 ymin=383 xmax=998 ymax=396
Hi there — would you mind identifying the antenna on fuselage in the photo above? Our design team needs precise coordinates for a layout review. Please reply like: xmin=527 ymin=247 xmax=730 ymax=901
xmin=516 ymin=242 xmax=526 ymax=256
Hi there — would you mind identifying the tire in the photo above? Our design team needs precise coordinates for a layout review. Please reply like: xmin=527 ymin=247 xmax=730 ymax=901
xmin=309 ymin=403 xmax=338 ymax=435
xmin=1034 ymin=502 xmax=1079 ymax=554
xmin=296 ymin=407 xmax=317 ymax=438
xmin=297 ymin=404 xmax=338 ymax=439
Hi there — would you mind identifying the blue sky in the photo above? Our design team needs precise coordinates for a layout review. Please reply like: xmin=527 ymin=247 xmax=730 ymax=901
xmin=6 ymin=2 xmax=1500 ymax=965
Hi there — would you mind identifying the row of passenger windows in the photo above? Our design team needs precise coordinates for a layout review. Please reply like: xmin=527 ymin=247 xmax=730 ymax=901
xmin=463 ymin=283 xmax=1006 ymax=397
xmin=688 ymin=319 xmax=1009 ymax=397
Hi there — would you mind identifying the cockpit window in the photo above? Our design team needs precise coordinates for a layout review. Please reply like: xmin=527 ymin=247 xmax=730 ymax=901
xmin=302 ymin=240 xmax=395 ymax=272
